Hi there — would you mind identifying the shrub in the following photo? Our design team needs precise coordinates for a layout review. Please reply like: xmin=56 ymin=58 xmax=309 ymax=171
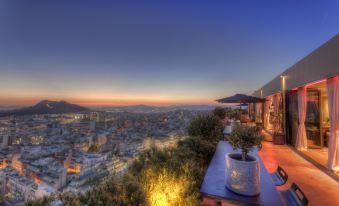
xmin=187 ymin=114 xmax=223 ymax=142
xmin=213 ymin=107 xmax=226 ymax=120
xmin=224 ymin=107 xmax=249 ymax=121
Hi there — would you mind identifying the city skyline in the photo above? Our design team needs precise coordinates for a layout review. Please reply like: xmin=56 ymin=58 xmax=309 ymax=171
xmin=1 ymin=0 xmax=339 ymax=106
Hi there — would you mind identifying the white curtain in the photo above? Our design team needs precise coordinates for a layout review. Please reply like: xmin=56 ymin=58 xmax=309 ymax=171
xmin=327 ymin=77 xmax=339 ymax=172
xmin=296 ymin=86 xmax=308 ymax=151
xmin=255 ymin=103 xmax=262 ymax=123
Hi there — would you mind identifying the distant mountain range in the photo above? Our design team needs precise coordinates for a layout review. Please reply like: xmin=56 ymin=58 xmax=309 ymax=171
xmin=91 ymin=104 xmax=220 ymax=113
xmin=0 ymin=100 xmax=88 ymax=117
xmin=0 ymin=101 xmax=240 ymax=116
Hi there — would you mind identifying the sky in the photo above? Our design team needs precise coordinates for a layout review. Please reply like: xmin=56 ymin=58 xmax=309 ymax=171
xmin=0 ymin=0 xmax=338 ymax=106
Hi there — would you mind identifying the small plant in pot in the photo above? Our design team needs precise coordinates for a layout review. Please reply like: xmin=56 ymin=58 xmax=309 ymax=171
xmin=272 ymin=111 xmax=285 ymax=145
xmin=225 ymin=125 xmax=263 ymax=196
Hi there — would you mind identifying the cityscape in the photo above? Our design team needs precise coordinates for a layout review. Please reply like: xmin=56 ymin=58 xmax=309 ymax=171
xmin=0 ymin=100 xmax=207 ymax=205
xmin=1 ymin=1 xmax=339 ymax=206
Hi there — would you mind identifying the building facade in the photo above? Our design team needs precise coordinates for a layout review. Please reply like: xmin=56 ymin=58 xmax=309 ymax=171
xmin=252 ymin=34 xmax=339 ymax=174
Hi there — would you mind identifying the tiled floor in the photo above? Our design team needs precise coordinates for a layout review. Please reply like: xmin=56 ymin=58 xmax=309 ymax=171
xmin=300 ymin=148 xmax=339 ymax=177
xmin=259 ymin=141 xmax=339 ymax=206
xmin=301 ymin=147 xmax=329 ymax=167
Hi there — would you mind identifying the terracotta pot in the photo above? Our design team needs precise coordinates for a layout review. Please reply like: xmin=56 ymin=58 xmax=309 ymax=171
xmin=273 ymin=133 xmax=285 ymax=145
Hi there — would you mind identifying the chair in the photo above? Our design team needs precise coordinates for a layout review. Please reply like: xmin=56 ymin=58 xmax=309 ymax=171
xmin=281 ymin=183 xmax=308 ymax=206
xmin=271 ymin=166 xmax=288 ymax=186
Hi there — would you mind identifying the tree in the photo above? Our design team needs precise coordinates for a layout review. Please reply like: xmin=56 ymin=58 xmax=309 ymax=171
xmin=213 ymin=107 xmax=226 ymax=120
xmin=224 ymin=108 xmax=242 ymax=120
xmin=187 ymin=114 xmax=223 ymax=142
xmin=228 ymin=125 xmax=263 ymax=160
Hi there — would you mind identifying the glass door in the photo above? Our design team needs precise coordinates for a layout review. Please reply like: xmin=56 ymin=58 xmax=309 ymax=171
xmin=305 ymin=89 xmax=321 ymax=148
xmin=287 ymin=91 xmax=298 ymax=146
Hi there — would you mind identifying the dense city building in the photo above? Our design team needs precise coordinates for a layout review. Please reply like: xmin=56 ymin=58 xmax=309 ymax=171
xmin=0 ymin=109 xmax=200 ymax=205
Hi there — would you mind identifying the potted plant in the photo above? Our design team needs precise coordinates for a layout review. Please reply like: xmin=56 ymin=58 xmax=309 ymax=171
xmin=225 ymin=125 xmax=263 ymax=196
xmin=272 ymin=111 xmax=285 ymax=145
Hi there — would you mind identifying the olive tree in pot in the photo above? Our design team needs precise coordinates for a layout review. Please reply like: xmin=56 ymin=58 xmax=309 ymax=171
xmin=225 ymin=125 xmax=263 ymax=196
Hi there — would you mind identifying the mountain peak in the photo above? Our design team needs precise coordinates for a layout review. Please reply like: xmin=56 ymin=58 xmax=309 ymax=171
xmin=0 ymin=100 xmax=88 ymax=117
xmin=36 ymin=100 xmax=54 ymax=106
xmin=36 ymin=100 xmax=68 ymax=104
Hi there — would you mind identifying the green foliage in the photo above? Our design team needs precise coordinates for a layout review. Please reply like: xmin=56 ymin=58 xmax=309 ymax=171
xmin=187 ymin=114 xmax=223 ymax=142
xmin=228 ymin=125 xmax=263 ymax=160
xmin=25 ymin=196 xmax=52 ymax=206
xmin=223 ymin=108 xmax=244 ymax=120
xmin=176 ymin=137 xmax=216 ymax=167
xmin=78 ymin=177 xmax=146 ymax=206
xmin=213 ymin=107 xmax=226 ymax=120
xmin=272 ymin=111 xmax=283 ymax=134
xmin=58 ymin=193 xmax=81 ymax=206
xmin=127 ymin=136 xmax=216 ymax=206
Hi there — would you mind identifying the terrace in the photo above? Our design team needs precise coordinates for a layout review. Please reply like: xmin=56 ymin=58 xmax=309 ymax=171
xmin=200 ymin=134 xmax=339 ymax=206
xmin=259 ymin=141 xmax=339 ymax=206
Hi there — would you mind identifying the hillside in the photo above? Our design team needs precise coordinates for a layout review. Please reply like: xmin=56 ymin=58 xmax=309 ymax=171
xmin=0 ymin=100 xmax=88 ymax=116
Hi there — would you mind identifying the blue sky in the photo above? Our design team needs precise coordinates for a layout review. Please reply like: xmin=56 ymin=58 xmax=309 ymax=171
xmin=0 ymin=0 xmax=338 ymax=105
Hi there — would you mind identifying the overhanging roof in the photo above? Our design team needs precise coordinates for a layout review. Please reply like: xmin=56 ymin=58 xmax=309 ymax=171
xmin=253 ymin=34 xmax=339 ymax=98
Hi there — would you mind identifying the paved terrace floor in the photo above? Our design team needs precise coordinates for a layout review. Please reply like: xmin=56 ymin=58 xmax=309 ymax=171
xmin=259 ymin=141 xmax=339 ymax=206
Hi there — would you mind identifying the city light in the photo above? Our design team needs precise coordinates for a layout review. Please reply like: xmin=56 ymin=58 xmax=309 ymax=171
xmin=67 ymin=165 xmax=81 ymax=173
xmin=0 ymin=161 xmax=7 ymax=169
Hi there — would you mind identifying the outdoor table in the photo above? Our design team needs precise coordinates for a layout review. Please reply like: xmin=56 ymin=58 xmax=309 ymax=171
xmin=200 ymin=141 xmax=285 ymax=206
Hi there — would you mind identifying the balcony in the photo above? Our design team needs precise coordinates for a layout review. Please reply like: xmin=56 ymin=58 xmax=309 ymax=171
xmin=200 ymin=140 xmax=339 ymax=205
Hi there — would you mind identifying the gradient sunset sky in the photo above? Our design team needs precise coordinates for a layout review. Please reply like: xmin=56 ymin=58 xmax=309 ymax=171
xmin=0 ymin=0 xmax=338 ymax=106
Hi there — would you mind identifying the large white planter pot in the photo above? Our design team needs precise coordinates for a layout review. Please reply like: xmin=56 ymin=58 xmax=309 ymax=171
xmin=225 ymin=153 xmax=260 ymax=196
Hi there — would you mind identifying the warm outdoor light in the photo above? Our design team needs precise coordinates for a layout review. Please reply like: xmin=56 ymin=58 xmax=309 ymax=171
xmin=144 ymin=168 xmax=188 ymax=206
xmin=280 ymin=75 xmax=287 ymax=91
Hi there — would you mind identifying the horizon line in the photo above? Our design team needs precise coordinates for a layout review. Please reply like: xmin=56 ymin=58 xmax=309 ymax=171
xmin=0 ymin=99 xmax=229 ymax=108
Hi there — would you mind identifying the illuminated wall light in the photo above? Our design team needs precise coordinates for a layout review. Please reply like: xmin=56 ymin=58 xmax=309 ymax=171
xmin=280 ymin=75 xmax=287 ymax=91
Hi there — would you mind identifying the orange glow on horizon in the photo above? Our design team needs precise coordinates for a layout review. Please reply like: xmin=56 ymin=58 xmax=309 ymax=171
xmin=72 ymin=97 xmax=216 ymax=106
xmin=0 ymin=96 xmax=218 ymax=107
